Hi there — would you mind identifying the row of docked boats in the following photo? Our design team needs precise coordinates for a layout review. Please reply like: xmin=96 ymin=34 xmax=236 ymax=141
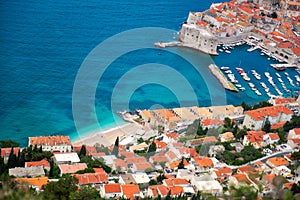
xmin=218 ymin=41 xmax=245 ymax=54
xmin=236 ymin=67 xmax=251 ymax=81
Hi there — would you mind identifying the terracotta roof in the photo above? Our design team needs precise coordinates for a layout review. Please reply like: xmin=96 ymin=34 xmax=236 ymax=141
xmin=104 ymin=183 xmax=121 ymax=193
xmin=119 ymin=151 xmax=135 ymax=158
xmin=267 ymin=157 xmax=289 ymax=167
xmin=165 ymin=178 xmax=189 ymax=186
xmin=263 ymin=174 xmax=276 ymax=184
xmin=233 ymin=174 xmax=252 ymax=185
xmin=194 ymin=157 xmax=213 ymax=168
xmin=166 ymin=133 xmax=179 ymax=139
xmin=169 ymin=186 xmax=184 ymax=196
xmin=90 ymin=152 xmax=106 ymax=157
xmin=166 ymin=150 xmax=178 ymax=161
xmin=1 ymin=147 xmax=20 ymax=157
xmin=93 ymin=168 xmax=106 ymax=173
xmin=202 ymin=136 xmax=218 ymax=143
xmin=150 ymin=155 xmax=169 ymax=163
xmin=202 ymin=118 xmax=224 ymax=127
xmin=14 ymin=177 xmax=48 ymax=190
xmin=149 ymin=185 xmax=169 ymax=197
xmin=218 ymin=166 xmax=232 ymax=174
xmin=291 ymin=138 xmax=300 ymax=144
xmin=220 ymin=132 xmax=235 ymax=139
xmin=283 ymin=182 xmax=295 ymax=190
xmin=267 ymin=133 xmax=280 ymax=141
xmin=25 ymin=159 xmax=50 ymax=168
xmin=168 ymin=159 xmax=189 ymax=169
xmin=246 ymin=131 xmax=266 ymax=143
xmin=72 ymin=145 xmax=97 ymax=155
xmin=121 ymin=184 xmax=140 ymax=200
xmin=275 ymin=98 xmax=295 ymax=105
xmin=74 ymin=172 xmax=108 ymax=185
xmin=114 ymin=158 xmax=128 ymax=169
xmin=154 ymin=140 xmax=167 ymax=149
xmin=59 ymin=163 xmax=87 ymax=174
xmin=29 ymin=136 xmax=71 ymax=146
xmin=238 ymin=165 xmax=257 ymax=175
xmin=133 ymin=162 xmax=153 ymax=171
xmin=125 ymin=156 xmax=147 ymax=164
xmin=271 ymin=121 xmax=286 ymax=130
xmin=245 ymin=106 xmax=293 ymax=121
xmin=294 ymin=128 xmax=300 ymax=135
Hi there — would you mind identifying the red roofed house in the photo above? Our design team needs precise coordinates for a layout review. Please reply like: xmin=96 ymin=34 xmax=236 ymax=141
xmin=243 ymin=106 xmax=293 ymax=131
xmin=263 ymin=133 xmax=280 ymax=146
xmin=147 ymin=185 xmax=169 ymax=198
xmin=72 ymin=145 xmax=97 ymax=155
xmin=243 ymin=131 xmax=266 ymax=149
xmin=101 ymin=183 xmax=122 ymax=199
xmin=212 ymin=167 xmax=232 ymax=181
xmin=271 ymin=121 xmax=286 ymax=130
xmin=74 ymin=172 xmax=108 ymax=186
xmin=1 ymin=147 xmax=20 ymax=163
xmin=287 ymin=138 xmax=300 ymax=149
xmin=229 ymin=174 xmax=257 ymax=189
xmin=193 ymin=157 xmax=214 ymax=171
xmin=273 ymin=97 xmax=296 ymax=106
xmin=14 ymin=177 xmax=49 ymax=192
xmin=163 ymin=178 xmax=189 ymax=187
xmin=163 ymin=132 xmax=179 ymax=144
xmin=149 ymin=155 xmax=169 ymax=164
xmin=201 ymin=118 xmax=224 ymax=129
xmin=28 ymin=136 xmax=72 ymax=152
xmin=25 ymin=159 xmax=50 ymax=171
xmin=154 ymin=140 xmax=167 ymax=151
xmin=112 ymin=158 xmax=128 ymax=172
xmin=288 ymin=128 xmax=300 ymax=140
xmin=169 ymin=186 xmax=184 ymax=197
xmin=132 ymin=162 xmax=153 ymax=172
xmin=58 ymin=163 xmax=87 ymax=176
xmin=121 ymin=184 xmax=140 ymax=200
xmin=266 ymin=157 xmax=289 ymax=168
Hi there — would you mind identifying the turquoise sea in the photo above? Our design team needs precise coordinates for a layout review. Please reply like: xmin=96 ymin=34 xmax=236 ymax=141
xmin=0 ymin=0 xmax=299 ymax=146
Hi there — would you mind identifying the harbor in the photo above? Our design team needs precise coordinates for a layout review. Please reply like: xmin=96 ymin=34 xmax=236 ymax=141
xmin=208 ymin=64 xmax=238 ymax=92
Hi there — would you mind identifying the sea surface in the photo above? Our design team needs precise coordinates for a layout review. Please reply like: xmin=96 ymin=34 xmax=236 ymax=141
xmin=0 ymin=0 xmax=299 ymax=146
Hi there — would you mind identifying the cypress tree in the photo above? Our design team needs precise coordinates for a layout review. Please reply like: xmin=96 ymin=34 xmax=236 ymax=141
xmin=0 ymin=157 xmax=5 ymax=175
xmin=79 ymin=145 xmax=87 ymax=158
xmin=7 ymin=147 xmax=17 ymax=169
xmin=147 ymin=141 xmax=157 ymax=153
xmin=178 ymin=157 xmax=185 ymax=169
xmin=112 ymin=137 xmax=119 ymax=156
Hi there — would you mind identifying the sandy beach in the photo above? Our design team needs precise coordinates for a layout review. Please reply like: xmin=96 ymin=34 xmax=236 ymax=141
xmin=72 ymin=123 xmax=142 ymax=147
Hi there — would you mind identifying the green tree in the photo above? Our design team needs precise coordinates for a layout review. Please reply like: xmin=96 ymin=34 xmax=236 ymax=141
xmin=0 ymin=140 xmax=19 ymax=148
xmin=262 ymin=119 xmax=271 ymax=133
xmin=7 ymin=147 xmax=17 ymax=169
xmin=178 ymin=157 xmax=185 ymax=169
xmin=148 ymin=141 xmax=157 ymax=153
xmin=79 ymin=145 xmax=87 ymax=158
xmin=42 ymin=174 xmax=78 ymax=200
xmin=49 ymin=159 xmax=60 ymax=179
xmin=112 ymin=137 xmax=119 ymax=156
xmin=69 ymin=185 xmax=101 ymax=200
xmin=230 ymin=185 xmax=258 ymax=199
xmin=149 ymin=179 xmax=158 ymax=185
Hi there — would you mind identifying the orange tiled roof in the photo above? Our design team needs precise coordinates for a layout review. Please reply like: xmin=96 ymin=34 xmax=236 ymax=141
xmin=218 ymin=166 xmax=232 ymax=174
xmin=283 ymin=182 xmax=295 ymax=190
xmin=267 ymin=157 xmax=289 ymax=167
xmin=154 ymin=140 xmax=167 ymax=149
xmin=114 ymin=158 xmax=128 ymax=169
xmin=271 ymin=121 xmax=286 ymax=130
xmin=14 ymin=177 xmax=48 ymax=190
xmin=267 ymin=133 xmax=280 ymax=141
xmin=166 ymin=132 xmax=179 ymax=139
xmin=202 ymin=118 xmax=224 ymax=126
xmin=133 ymin=162 xmax=153 ymax=170
xmin=72 ymin=145 xmax=97 ymax=155
xmin=90 ymin=152 xmax=106 ymax=157
xmin=25 ymin=159 xmax=50 ymax=168
xmin=246 ymin=131 xmax=266 ymax=143
xmin=93 ymin=168 xmax=106 ymax=173
xmin=29 ymin=136 xmax=71 ymax=146
xmin=197 ymin=21 xmax=208 ymax=27
xmin=263 ymin=174 xmax=276 ymax=184
xmin=291 ymin=47 xmax=300 ymax=57
xmin=194 ymin=157 xmax=213 ymax=168
xmin=125 ymin=156 xmax=147 ymax=164
xmin=74 ymin=172 xmax=108 ymax=185
xmin=121 ymin=184 xmax=140 ymax=200
xmin=119 ymin=151 xmax=135 ymax=158
xmin=150 ymin=155 xmax=169 ymax=163
xmin=1 ymin=147 xmax=20 ymax=157
xmin=166 ymin=150 xmax=178 ymax=161
xmin=104 ymin=183 xmax=121 ymax=193
xmin=294 ymin=128 xmax=300 ymax=135
xmin=164 ymin=178 xmax=189 ymax=186
xmin=245 ymin=106 xmax=293 ymax=121
xmin=168 ymin=159 xmax=189 ymax=169
xmin=169 ymin=186 xmax=184 ymax=196
xmin=233 ymin=174 xmax=252 ymax=185
xmin=149 ymin=185 xmax=169 ymax=197
xmin=59 ymin=163 xmax=87 ymax=174
xmin=291 ymin=138 xmax=300 ymax=144
xmin=277 ymin=41 xmax=294 ymax=49
xmin=275 ymin=98 xmax=295 ymax=105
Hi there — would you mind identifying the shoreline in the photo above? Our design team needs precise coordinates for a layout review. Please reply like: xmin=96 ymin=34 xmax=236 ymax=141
xmin=72 ymin=122 xmax=142 ymax=147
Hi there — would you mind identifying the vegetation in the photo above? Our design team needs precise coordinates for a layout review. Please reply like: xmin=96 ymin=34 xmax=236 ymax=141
xmin=283 ymin=115 xmax=300 ymax=132
xmin=241 ymin=101 xmax=273 ymax=111
xmin=186 ymin=119 xmax=208 ymax=136
xmin=178 ymin=157 xmax=185 ymax=169
xmin=78 ymin=145 xmax=86 ymax=158
xmin=69 ymin=185 xmax=101 ymax=200
xmin=0 ymin=140 xmax=20 ymax=148
xmin=147 ymin=141 xmax=157 ymax=153
xmin=112 ymin=137 xmax=119 ymax=156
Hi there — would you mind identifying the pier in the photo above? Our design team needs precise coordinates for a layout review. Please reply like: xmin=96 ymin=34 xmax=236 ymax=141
xmin=208 ymin=64 xmax=238 ymax=92
xmin=270 ymin=63 xmax=298 ymax=71
xmin=154 ymin=41 xmax=182 ymax=48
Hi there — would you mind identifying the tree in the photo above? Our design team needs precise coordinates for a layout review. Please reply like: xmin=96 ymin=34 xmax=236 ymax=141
xmin=112 ymin=137 xmax=119 ymax=156
xmin=49 ymin=159 xmax=60 ymax=179
xmin=149 ymin=179 xmax=158 ymax=185
xmin=224 ymin=117 xmax=234 ymax=129
xmin=178 ymin=157 xmax=185 ymax=169
xmin=291 ymin=151 xmax=300 ymax=160
xmin=69 ymin=185 xmax=101 ymax=200
xmin=42 ymin=174 xmax=78 ymax=200
xmin=79 ymin=145 xmax=86 ymax=158
xmin=262 ymin=119 xmax=271 ymax=133
xmin=7 ymin=147 xmax=17 ymax=169
xmin=230 ymin=185 xmax=258 ymax=199
xmin=148 ymin=141 xmax=157 ymax=153
xmin=0 ymin=140 xmax=19 ymax=148
xmin=271 ymin=12 xmax=277 ymax=18
xmin=157 ymin=174 xmax=166 ymax=184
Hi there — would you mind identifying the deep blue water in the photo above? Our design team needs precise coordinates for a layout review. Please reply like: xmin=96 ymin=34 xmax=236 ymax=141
xmin=0 ymin=0 xmax=299 ymax=146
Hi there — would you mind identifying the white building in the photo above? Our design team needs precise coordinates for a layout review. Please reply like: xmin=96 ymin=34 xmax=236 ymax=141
xmin=28 ymin=135 xmax=72 ymax=152
xmin=191 ymin=174 xmax=223 ymax=195
xmin=54 ymin=152 xmax=80 ymax=164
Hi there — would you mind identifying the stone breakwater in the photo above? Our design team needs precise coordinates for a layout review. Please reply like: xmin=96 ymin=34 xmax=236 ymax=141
xmin=208 ymin=64 xmax=238 ymax=92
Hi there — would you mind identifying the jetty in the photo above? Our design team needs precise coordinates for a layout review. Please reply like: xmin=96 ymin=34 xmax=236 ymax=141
xmin=208 ymin=64 xmax=238 ymax=92
xmin=154 ymin=41 xmax=182 ymax=48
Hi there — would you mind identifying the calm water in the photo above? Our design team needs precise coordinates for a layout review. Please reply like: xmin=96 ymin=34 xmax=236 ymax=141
xmin=0 ymin=0 xmax=299 ymax=146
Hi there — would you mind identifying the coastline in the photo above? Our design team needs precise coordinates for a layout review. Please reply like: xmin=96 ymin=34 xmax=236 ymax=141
xmin=72 ymin=122 xmax=142 ymax=147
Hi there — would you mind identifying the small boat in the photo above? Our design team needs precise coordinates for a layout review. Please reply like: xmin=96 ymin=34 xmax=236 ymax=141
xmin=225 ymin=70 xmax=232 ymax=74
xmin=276 ymin=73 xmax=281 ymax=78
xmin=260 ymin=53 xmax=264 ymax=56
xmin=248 ymin=83 xmax=255 ymax=88
xmin=219 ymin=49 xmax=224 ymax=52
xmin=243 ymin=75 xmax=251 ymax=81
xmin=239 ymin=87 xmax=246 ymax=91
xmin=235 ymin=84 xmax=242 ymax=88
xmin=221 ymin=66 xmax=229 ymax=70
xmin=225 ymin=50 xmax=231 ymax=54
xmin=278 ymin=78 xmax=283 ymax=83
xmin=285 ymin=72 xmax=289 ymax=76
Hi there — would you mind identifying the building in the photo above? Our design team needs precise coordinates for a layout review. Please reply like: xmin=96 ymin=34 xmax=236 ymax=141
xmin=9 ymin=166 xmax=45 ymax=178
xmin=14 ymin=177 xmax=49 ymax=192
xmin=100 ymin=183 xmax=122 ymax=199
xmin=132 ymin=162 xmax=153 ymax=172
xmin=191 ymin=174 xmax=223 ymax=195
xmin=147 ymin=185 xmax=170 ymax=198
xmin=121 ymin=184 xmax=141 ymax=200
xmin=263 ymin=133 xmax=280 ymax=146
xmin=74 ymin=172 xmax=108 ymax=186
xmin=28 ymin=136 xmax=72 ymax=152
xmin=1 ymin=147 xmax=20 ymax=163
xmin=288 ymin=128 xmax=300 ymax=140
xmin=208 ymin=145 xmax=225 ymax=157
xmin=243 ymin=106 xmax=293 ymax=130
xmin=53 ymin=152 xmax=80 ymax=164
xmin=287 ymin=138 xmax=300 ymax=149
xmin=119 ymin=174 xmax=136 ymax=185
xmin=219 ymin=132 xmax=235 ymax=142
xmin=243 ymin=131 xmax=266 ymax=149
xmin=58 ymin=163 xmax=87 ymax=176
xmin=266 ymin=157 xmax=289 ymax=168
xmin=25 ymin=159 xmax=50 ymax=171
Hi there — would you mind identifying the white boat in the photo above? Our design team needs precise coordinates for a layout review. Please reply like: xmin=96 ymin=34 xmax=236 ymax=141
xmin=239 ymin=87 xmax=246 ymax=91
xmin=236 ymin=84 xmax=242 ymax=88
xmin=225 ymin=50 xmax=231 ymax=54
xmin=276 ymin=73 xmax=281 ymax=78
xmin=219 ymin=49 xmax=224 ymax=52
xmin=255 ymin=90 xmax=262 ymax=96
xmin=285 ymin=72 xmax=289 ymax=76
xmin=248 ymin=83 xmax=255 ymax=88
xmin=225 ymin=70 xmax=232 ymax=74
xmin=278 ymin=78 xmax=283 ymax=83
xmin=221 ymin=66 xmax=229 ymax=70
xmin=260 ymin=53 xmax=264 ymax=56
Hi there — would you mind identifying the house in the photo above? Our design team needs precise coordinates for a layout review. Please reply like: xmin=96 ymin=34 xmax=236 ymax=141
xmin=147 ymin=185 xmax=169 ymax=198
xmin=287 ymin=138 xmax=300 ymax=149
xmin=163 ymin=178 xmax=189 ymax=187
xmin=208 ymin=145 xmax=225 ymax=157
xmin=211 ymin=167 xmax=232 ymax=181
xmin=58 ymin=163 xmax=87 ymax=176
xmin=166 ymin=159 xmax=189 ymax=170
xmin=201 ymin=118 xmax=224 ymax=129
xmin=169 ymin=186 xmax=184 ymax=197
xmin=266 ymin=157 xmax=289 ymax=168
xmin=263 ymin=133 xmax=280 ymax=146
xmin=112 ymin=158 xmax=128 ymax=172
xmin=132 ymin=162 xmax=153 ymax=172
xmin=25 ymin=159 xmax=50 ymax=171
xmin=149 ymin=155 xmax=169 ymax=164
xmin=1 ymin=147 xmax=20 ymax=163
xmin=193 ymin=157 xmax=214 ymax=171
xmin=72 ymin=145 xmax=97 ymax=155
xmin=154 ymin=140 xmax=167 ymax=151
xmin=9 ymin=166 xmax=45 ymax=178
xmin=229 ymin=173 xmax=257 ymax=190
xmin=272 ymin=165 xmax=292 ymax=177
xmin=132 ymin=173 xmax=151 ymax=184
xmin=186 ymin=136 xmax=218 ymax=147
xmin=129 ymin=143 xmax=149 ymax=152
xmin=271 ymin=121 xmax=286 ymax=130
xmin=243 ymin=131 xmax=266 ymax=149
xmin=14 ymin=177 xmax=48 ymax=192
xmin=119 ymin=151 xmax=135 ymax=158
xmin=100 ymin=183 xmax=122 ymax=199
xmin=163 ymin=132 xmax=179 ymax=144
xmin=74 ymin=172 xmax=108 ymax=186
xmin=121 ymin=184 xmax=141 ymax=200
xmin=191 ymin=174 xmax=223 ymax=195
xmin=125 ymin=156 xmax=147 ymax=165
xmin=288 ymin=128 xmax=300 ymax=140
xmin=230 ymin=142 xmax=244 ymax=152
xmin=101 ymin=155 xmax=117 ymax=167
xmin=53 ymin=152 xmax=80 ymax=164
xmin=28 ymin=136 xmax=72 ymax=152
xmin=119 ymin=174 xmax=136 ymax=184
xmin=165 ymin=150 xmax=179 ymax=162
xmin=219 ymin=132 xmax=235 ymax=142
xmin=243 ymin=106 xmax=293 ymax=130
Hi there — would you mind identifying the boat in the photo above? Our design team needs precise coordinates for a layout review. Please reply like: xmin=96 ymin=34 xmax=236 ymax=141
xmin=278 ymin=78 xmax=283 ymax=83
xmin=285 ymin=72 xmax=289 ymax=76
xmin=225 ymin=50 xmax=231 ymax=54
xmin=239 ymin=87 xmax=246 ymax=91
xmin=255 ymin=90 xmax=262 ymax=96
xmin=235 ymin=84 xmax=242 ymax=88
xmin=248 ymin=83 xmax=255 ymax=88
xmin=243 ymin=75 xmax=251 ymax=81
xmin=225 ymin=70 xmax=232 ymax=74
xmin=260 ymin=53 xmax=264 ymax=56
xmin=276 ymin=73 xmax=281 ymax=78
xmin=221 ymin=66 xmax=229 ymax=70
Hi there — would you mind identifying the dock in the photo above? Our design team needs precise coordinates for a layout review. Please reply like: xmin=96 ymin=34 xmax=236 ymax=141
xmin=208 ymin=64 xmax=238 ymax=92
xmin=154 ymin=41 xmax=182 ymax=48
xmin=270 ymin=63 xmax=298 ymax=71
